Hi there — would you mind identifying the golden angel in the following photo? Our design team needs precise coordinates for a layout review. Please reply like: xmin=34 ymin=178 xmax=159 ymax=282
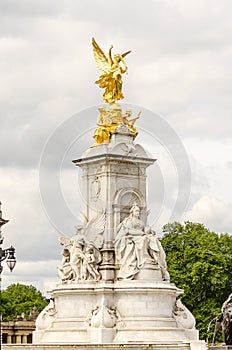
xmin=92 ymin=37 xmax=131 ymax=104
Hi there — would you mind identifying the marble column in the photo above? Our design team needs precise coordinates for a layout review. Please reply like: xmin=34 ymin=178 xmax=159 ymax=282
xmin=6 ymin=334 xmax=12 ymax=343
xmin=15 ymin=334 xmax=21 ymax=344
xmin=22 ymin=334 xmax=28 ymax=343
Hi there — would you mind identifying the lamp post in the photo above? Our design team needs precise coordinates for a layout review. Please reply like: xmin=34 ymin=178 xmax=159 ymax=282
xmin=0 ymin=203 xmax=16 ymax=350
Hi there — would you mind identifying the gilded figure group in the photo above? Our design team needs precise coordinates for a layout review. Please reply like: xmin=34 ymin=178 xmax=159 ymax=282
xmin=92 ymin=38 xmax=141 ymax=145
xmin=94 ymin=105 xmax=140 ymax=144
xmin=92 ymin=37 xmax=131 ymax=104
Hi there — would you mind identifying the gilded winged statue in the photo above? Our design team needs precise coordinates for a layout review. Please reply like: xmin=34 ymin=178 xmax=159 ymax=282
xmin=92 ymin=38 xmax=131 ymax=104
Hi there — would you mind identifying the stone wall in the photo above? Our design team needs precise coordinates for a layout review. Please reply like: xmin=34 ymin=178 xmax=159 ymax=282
xmin=2 ymin=318 xmax=35 ymax=344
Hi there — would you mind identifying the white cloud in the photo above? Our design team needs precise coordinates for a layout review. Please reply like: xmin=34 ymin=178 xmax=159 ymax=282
xmin=2 ymin=260 xmax=59 ymax=297
xmin=0 ymin=168 xmax=60 ymax=260
xmin=184 ymin=195 xmax=232 ymax=233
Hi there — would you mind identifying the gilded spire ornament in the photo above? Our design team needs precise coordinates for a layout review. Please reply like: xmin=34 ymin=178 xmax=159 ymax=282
xmin=92 ymin=38 xmax=131 ymax=104
xmin=92 ymin=38 xmax=140 ymax=145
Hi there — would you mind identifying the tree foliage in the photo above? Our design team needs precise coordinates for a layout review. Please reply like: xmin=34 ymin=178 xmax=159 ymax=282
xmin=0 ymin=283 xmax=48 ymax=321
xmin=161 ymin=221 xmax=232 ymax=341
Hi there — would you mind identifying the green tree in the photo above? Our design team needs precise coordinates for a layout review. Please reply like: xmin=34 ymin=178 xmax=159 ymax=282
xmin=161 ymin=221 xmax=232 ymax=341
xmin=0 ymin=283 xmax=48 ymax=321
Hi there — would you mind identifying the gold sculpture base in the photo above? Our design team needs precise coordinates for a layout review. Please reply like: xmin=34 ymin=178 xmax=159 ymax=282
xmin=93 ymin=104 xmax=140 ymax=145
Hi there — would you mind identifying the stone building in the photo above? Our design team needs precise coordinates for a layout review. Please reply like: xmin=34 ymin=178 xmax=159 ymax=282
xmin=2 ymin=307 xmax=38 ymax=344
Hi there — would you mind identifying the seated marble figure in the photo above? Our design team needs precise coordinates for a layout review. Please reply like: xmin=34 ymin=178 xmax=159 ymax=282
xmin=115 ymin=205 xmax=170 ymax=281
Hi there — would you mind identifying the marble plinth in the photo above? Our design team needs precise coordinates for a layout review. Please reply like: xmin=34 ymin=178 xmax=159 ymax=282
xmin=32 ymin=124 xmax=207 ymax=350
xmin=33 ymin=280 xmax=206 ymax=350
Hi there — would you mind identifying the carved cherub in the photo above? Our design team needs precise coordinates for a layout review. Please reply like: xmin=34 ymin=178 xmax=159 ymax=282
xmin=57 ymin=248 xmax=74 ymax=282
xmin=58 ymin=239 xmax=84 ymax=282
xmin=82 ymin=246 xmax=101 ymax=281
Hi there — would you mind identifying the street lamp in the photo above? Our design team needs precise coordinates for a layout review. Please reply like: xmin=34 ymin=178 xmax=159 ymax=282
xmin=0 ymin=246 xmax=16 ymax=273
xmin=0 ymin=202 xmax=16 ymax=349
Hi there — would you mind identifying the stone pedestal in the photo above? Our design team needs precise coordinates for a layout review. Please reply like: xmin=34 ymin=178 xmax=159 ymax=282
xmin=33 ymin=279 xmax=205 ymax=349
xmin=73 ymin=125 xmax=155 ymax=244
xmin=33 ymin=122 xmax=207 ymax=350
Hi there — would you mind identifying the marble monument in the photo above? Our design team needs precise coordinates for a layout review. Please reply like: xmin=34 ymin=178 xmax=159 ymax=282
xmin=33 ymin=38 xmax=207 ymax=350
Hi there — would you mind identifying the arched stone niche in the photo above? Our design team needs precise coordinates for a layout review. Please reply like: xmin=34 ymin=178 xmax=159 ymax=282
xmin=113 ymin=187 xmax=146 ymax=233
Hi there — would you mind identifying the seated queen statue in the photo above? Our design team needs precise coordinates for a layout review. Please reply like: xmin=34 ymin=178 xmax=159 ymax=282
xmin=115 ymin=205 xmax=170 ymax=281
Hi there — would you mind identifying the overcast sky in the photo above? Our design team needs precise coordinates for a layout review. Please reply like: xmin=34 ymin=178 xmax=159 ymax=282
xmin=0 ymin=0 xmax=232 ymax=294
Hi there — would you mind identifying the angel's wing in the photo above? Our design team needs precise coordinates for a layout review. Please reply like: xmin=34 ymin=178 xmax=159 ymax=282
xmin=85 ymin=210 xmax=106 ymax=248
xmin=91 ymin=235 xmax=104 ymax=249
xmin=59 ymin=236 xmax=72 ymax=247
xmin=80 ymin=212 xmax=88 ymax=227
xmin=86 ymin=210 xmax=106 ymax=235
xmin=92 ymin=38 xmax=110 ymax=72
